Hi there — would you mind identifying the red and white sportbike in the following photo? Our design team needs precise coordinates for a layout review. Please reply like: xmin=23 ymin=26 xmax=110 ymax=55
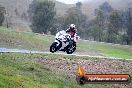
xmin=50 ymin=30 xmax=79 ymax=54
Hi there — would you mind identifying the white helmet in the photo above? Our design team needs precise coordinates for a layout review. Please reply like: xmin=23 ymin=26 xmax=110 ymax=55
xmin=70 ymin=24 xmax=75 ymax=29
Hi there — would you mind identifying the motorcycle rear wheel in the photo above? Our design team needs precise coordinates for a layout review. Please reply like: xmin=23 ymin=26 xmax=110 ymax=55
xmin=66 ymin=45 xmax=76 ymax=54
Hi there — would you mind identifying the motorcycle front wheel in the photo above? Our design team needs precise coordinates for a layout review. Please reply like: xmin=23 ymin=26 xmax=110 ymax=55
xmin=50 ymin=42 xmax=57 ymax=53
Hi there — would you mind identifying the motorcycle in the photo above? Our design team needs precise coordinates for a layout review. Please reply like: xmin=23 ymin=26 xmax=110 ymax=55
xmin=50 ymin=30 xmax=79 ymax=54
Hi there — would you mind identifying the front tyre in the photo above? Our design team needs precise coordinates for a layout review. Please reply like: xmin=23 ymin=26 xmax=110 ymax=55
xmin=50 ymin=42 xmax=57 ymax=53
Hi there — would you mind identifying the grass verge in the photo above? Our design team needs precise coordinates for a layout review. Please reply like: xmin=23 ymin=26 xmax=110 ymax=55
xmin=1 ymin=53 xmax=125 ymax=88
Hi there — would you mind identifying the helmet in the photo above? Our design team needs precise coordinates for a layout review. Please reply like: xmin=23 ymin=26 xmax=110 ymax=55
xmin=69 ymin=24 xmax=75 ymax=29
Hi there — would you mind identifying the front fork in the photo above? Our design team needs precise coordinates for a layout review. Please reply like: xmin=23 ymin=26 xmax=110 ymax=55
xmin=55 ymin=39 xmax=62 ymax=50
xmin=55 ymin=40 xmax=60 ymax=46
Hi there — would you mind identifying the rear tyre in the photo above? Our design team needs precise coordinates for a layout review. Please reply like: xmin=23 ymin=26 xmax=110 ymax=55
xmin=66 ymin=41 xmax=76 ymax=54
xmin=66 ymin=45 xmax=76 ymax=54
xmin=50 ymin=42 xmax=57 ymax=53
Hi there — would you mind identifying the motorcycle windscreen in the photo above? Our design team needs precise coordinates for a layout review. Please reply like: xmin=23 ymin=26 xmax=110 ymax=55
xmin=55 ymin=31 xmax=66 ymax=39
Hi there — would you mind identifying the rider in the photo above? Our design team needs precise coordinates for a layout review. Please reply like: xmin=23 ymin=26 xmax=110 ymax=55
xmin=66 ymin=24 xmax=77 ymax=46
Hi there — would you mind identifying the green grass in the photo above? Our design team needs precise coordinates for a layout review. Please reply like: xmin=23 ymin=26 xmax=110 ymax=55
xmin=78 ymin=40 xmax=132 ymax=59
xmin=0 ymin=53 xmax=116 ymax=88
xmin=0 ymin=27 xmax=54 ymax=51
xmin=0 ymin=27 xmax=132 ymax=59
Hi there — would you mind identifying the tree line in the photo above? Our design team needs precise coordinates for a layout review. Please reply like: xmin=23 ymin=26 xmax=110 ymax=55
xmin=0 ymin=5 xmax=5 ymax=26
xmin=28 ymin=0 xmax=89 ymax=37
xmin=88 ymin=2 xmax=132 ymax=45
xmin=28 ymin=1 xmax=132 ymax=45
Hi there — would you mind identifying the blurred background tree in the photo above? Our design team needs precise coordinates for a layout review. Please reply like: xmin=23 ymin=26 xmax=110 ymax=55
xmin=0 ymin=5 xmax=5 ymax=26
xmin=30 ymin=0 xmax=56 ymax=34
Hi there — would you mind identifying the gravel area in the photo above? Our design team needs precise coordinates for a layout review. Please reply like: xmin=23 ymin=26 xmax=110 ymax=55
xmin=36 ymin=57 xmax=132 ymax=88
